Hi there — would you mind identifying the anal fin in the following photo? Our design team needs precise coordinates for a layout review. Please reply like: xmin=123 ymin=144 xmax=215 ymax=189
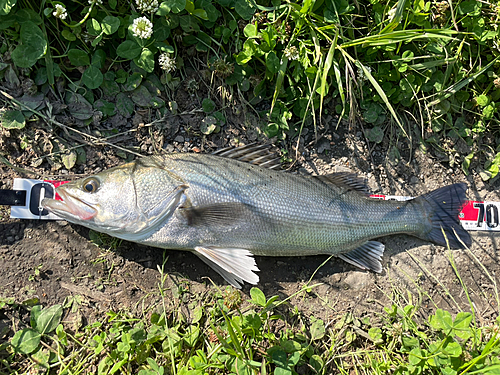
xmin=194 ymin=246 xmax=259 ymax=288
xmin=337 ymin=241 xmax=385 ymax=273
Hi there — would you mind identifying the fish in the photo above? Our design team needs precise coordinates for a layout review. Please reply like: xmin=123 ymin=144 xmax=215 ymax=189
xmin=42 ymin=144 xmax=472 ymax=288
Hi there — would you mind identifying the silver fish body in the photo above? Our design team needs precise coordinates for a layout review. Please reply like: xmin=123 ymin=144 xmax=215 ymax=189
xmin=42 ymin=147 xmax=471 ymax=287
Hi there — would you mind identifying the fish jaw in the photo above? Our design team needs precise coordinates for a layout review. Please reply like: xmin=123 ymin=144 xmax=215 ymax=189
xmin=42 ymin=189 xmax=97 ymax=222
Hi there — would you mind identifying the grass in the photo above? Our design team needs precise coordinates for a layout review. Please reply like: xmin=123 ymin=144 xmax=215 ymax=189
xmin=1 ymin=251 xmax=499 ymax=375
xmin=0 ymin=0 xmax=500 ymax=174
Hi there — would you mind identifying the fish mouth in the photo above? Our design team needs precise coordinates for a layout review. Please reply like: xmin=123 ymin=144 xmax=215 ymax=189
xmin=42 ymin=189 xmax=97 ymax=221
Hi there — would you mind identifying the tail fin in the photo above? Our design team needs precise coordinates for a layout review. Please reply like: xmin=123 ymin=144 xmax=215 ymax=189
xmin=415 ymin=183 xmax=471 ymax=249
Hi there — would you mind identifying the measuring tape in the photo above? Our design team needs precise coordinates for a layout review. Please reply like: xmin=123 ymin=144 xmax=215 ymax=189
xmin=1 ymin=178 xmax=498 ymax=232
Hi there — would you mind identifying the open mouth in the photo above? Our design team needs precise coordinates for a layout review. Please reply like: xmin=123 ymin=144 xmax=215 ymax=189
xmin=42 ymin=189 xmax=97 ymax=221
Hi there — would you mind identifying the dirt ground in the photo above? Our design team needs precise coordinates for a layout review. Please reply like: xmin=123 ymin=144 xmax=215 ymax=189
xmin=0 ymin=77 xmax=499 ymax=335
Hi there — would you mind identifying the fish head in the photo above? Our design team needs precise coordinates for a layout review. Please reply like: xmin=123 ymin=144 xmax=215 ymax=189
xmin=42 ymin=158 xmax=187 ymax=239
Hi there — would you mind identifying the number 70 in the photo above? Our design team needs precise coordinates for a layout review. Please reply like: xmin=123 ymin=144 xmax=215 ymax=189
xmin=473 ymin=203 xmax=499 ymax=228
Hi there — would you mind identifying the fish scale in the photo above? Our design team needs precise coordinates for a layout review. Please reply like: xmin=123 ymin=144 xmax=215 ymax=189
xmin=42 ymin=146 xmax=471 ymax=288
xmin=143 ymin=154 xmax=436 ymax=254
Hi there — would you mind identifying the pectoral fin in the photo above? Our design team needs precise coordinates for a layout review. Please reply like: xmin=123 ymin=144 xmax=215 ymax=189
xmin=179 ymin=202 xmax=254 ymax=227
xmin=337 ymin=241 xmax=385 ymax=273
xmin=194 ymin=246 xmax=259 ymax=288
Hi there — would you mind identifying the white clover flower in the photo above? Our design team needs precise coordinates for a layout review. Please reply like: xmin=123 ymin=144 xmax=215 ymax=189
xmin=283 ymin=46 xmax=299 ymax=61
xmin=53 ymin=4 xmax=67 ymax=20
xmin=136 ymin=0 xmax=159 ymax=13
xmin=357 ymin=65 xmax=372 ymax=82
xmin=158 ymin=52 xmax=176 ymax=73
xmin=387 ymin=6 xmax=397 ymax=20
xmin=88 ymin=0 xmax=103 ymax=5
xmin=132 ymin=16 xmax=154 ymax=39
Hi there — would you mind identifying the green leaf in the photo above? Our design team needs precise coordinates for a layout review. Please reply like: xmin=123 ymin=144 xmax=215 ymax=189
xmin=429 ymin=309 xmax=453 ymax=332
xmin=244 ymin=23 xmax=258 ymax=38
xmin=60 ymin=29 xmax=76 ymax=41
xmin=101 ymin=79 xmax=120 ymax=96
xmin=250 ymin=287 xmax=266 ymax=307
xmin=102 ymin=16 xmax=120 ymax=35
xmin=11 ymin=328 xmax=41 ymax=354
xmin=200 ymin=116 xmax=217 ymax=134
xmin=35 ymin=305 xmax=63 ymax=334
xmin=191 ymin=8 xmax=208 ymax=19
xmin=409 ymin=347 xmax=423 ymax=365
xmin=282 ymin=339 xmax=301 ymax=353
xmin=482 ymin=104 xmax=496 ymax=120
xmin=166 ymin=0 xmax=186 ymax=13
xmin=271 ymin=349 xmax=288 ymax=367
xmin=185 ymin=0 xmax=195 ymax=13
xmin=235 ymin=0 xmax=256 ymax=20
xmin=274 ymin=367 xmax=292 ymax=375
xmin=441 ymin=367 xmax=457 ymax=375
xmin=66 ymin=92 xmax=94 ymax=120
xmin=115 ymin=69 xmax=128 ymax=84
xmin=92 ymin=49 xmax=107 ymax=69
xmin=266 ymin=51 xmax=280 ymax=74
xmin=117 ymin=40 xmax=142 ymax=59
xmin=288 ymin=351 xmax=300 ymax=366
xmin=134 ymin=48 xmax=155 ymax=73
xmin=183 ymin=325 xmax=200 ymax=347
xmin=131 ymin=85 xmax=153 ymax=107
xmin=453 ymin=312 xmax=473 ymax=339
xmin=62 ymin=151 xmax=77 ymax=170
xmin=116 ymin=92 xmax=135 ymax=117
xmin=309 ymin=355 xmax=323 ymax=373
xmin=368 ymin=327 xmax=383 ymax=342
xmin=11 ymin=22 xmax=47 ymax=68
xmin=367 ymin=126 xmax=384 ymax=143
xmin=310 ymin=318 xmax=325 ymax=340
xmin=476 ymin=94 xmax=489 ymax=107
xmin=82 ymin=66 xmax=104 ymax=90
xmin=202 ymin=98 xmax=215 ymax=113
xmin=68 ymin=49 xmax=90 ymax=66
xmin=265 ymin=123 xmax=279 ymax=137
xmin=0 ymin=0 xmax=17 ymax=15
xmin=1 ymin=110 xmax=25 ymax=129
xmin=157 ymin=1 xmax=171 ymax=15
xmin=443 ymin=340 xmax=462 ymax=357
xmin=123 ymin=72 xmax=143 ymax=91
xmin=94 ymin=99 xmax=117 ymax=116
xmin=87 ymin=18 xmax=102 ymax=36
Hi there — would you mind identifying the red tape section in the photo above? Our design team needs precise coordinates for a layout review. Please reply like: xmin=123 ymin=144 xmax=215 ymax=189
xmin=370 ymin=194 xmax=499 ymax=231
xmin=44 ymin=180 xmax=69 ymax=201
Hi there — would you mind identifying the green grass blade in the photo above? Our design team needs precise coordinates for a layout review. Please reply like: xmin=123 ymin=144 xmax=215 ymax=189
xmin=319 ymin=33 xmax=336 ymax=117
xmin=340 ymin=29 xmax=458 ymax=48
xmin=409 ymin=57 xmax=456 ymax=70
xmin=379 ymin=0 xmax=408 ymax=34
xmin=270 ymin=57 xmax=288 ymax=115
xmin=428 ymin=55 xmax=500 ymax=106
xmin=341 ymin=50 xmax=408 ymax=138
xmin=361 ymin=62 xmax=407 ymax=137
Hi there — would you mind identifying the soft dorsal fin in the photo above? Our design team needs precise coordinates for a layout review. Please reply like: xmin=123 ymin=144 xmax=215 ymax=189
xmin=313 ymin=172 xmax=370 ymax=195
xmin=213 ymin=143 xmax=281 ymax=170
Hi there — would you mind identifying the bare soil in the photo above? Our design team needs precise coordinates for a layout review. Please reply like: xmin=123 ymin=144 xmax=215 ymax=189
xmin=0 ymin=77 xmax=499 ymax=340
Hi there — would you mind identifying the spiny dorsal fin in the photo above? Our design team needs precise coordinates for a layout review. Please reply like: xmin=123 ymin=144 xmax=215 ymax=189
xmin=313 ymin=172 xmax=370 ymax=195
xmin=213 ymin=143 xmax=281 ymax=170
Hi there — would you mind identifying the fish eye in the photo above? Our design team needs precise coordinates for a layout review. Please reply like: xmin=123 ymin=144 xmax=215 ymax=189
xmin=82 ymin=178 xmax=100 ymax=193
